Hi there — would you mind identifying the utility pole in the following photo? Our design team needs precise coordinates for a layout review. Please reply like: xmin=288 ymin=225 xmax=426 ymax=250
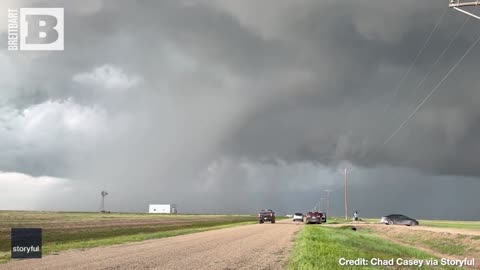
xmin=319 ymin=198 xmax=326 ymax=212
xmin=449 ymin=0 xmax=480 ymax=7
xmin=324 ymin=189 xmax=331 ymax=217
xmin=344 ymin=168 xmax=348 ymax=220
xmin=341 ymin=168 xmax=353 ymax=220
xmin=449 ymin=1 xmax=480 ymax=20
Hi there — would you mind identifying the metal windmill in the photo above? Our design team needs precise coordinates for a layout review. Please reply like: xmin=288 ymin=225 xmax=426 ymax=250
xmin=100 ymin=190 xmax=109 ymax=212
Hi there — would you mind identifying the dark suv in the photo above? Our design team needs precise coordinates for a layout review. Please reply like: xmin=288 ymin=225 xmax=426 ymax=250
xmin=258 ymin=209 xmax=275 ymax=224
xmin=321 ymin=212 xmax=327 ymax=223
xmin=305 ymin=211 xmax=322 ymax=224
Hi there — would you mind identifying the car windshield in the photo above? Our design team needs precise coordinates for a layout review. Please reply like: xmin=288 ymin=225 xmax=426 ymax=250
xmin=294 ymin=213 xmax=303 ymax=216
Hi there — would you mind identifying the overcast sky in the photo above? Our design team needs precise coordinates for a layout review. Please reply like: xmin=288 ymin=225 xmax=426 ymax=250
xmin=1 ymin=0 xmax=479 ymax=219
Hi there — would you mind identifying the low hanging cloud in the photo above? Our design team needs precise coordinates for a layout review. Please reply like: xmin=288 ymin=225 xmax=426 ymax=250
xmin=0 ymin=99 xmax=107 ymax=144
xmin=0 ymin=171 xmax=72 ymax=210
xmin=73 ymin=64 xmax=141 ymax=91
xmin=0 ymin=99 xmax=108 ymax=176
xmin=198 ymin=158 xmax=339 ymax=192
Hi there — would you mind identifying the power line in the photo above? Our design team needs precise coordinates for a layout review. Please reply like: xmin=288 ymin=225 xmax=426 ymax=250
xmin=453 ymin=7 xmax=480 ymax=20
xmin=403 ymin=16 xmax=470 ymax=120
xmin=349 ymin=7 xmax=450 ymax=152
xmin=334 ymin=7 xmax=450 ymax=162
xmin=365 ymin=15 xmax=476 ymax=157
xmin=388 ymin=8 xmax=449 ymax=100
xmin=341 ymin=7 xmax=448 ymax=132
xmin=381 ymin=31 xmax=480 ymax=148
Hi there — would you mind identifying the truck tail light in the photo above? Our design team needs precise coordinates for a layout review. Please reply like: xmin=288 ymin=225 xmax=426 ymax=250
xmin=270 ymin=213 xmax=273 ymax=217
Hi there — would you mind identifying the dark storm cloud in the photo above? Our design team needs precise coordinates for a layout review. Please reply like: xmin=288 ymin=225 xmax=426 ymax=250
xmin=215 ymin=3 xmax=480 ymax=176
xmin=1 ymin=0 xmax=479 ymax=217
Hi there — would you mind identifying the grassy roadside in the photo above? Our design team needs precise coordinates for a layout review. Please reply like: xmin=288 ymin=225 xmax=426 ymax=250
xmin=323 ymin=217 xmax=355 ymax=225
xmin=358 ymin=218 xmax=480 ymax=230
xmin=369 ymin=226 xmax=480 ymax=259
xmin=288 ymin=225 xmax=462 ymax=270
xmin=418 ymin=220 xmax=480 ymax=230
xmin=420 ymin=238 xmax=468 ymax=255
xmin=0 ymin=212 xmax=256 ymax=264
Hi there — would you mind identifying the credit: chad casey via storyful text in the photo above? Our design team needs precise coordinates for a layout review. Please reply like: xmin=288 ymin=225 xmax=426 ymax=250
xmin=339 ymin=257 xmax=475 ymax=268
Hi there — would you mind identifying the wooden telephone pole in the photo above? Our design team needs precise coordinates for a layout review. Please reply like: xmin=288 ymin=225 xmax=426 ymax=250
xmin=324 ymin=190 xmax=331 ymax=217
xmin=344 ymin=168 xmax=349 ymax=221
xmin=449 ymin=1 xmax=480 ymax=20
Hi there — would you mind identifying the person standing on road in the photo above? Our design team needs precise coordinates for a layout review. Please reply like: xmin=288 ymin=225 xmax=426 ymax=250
xmin=353 ymin=211 xmax=359 ymax=221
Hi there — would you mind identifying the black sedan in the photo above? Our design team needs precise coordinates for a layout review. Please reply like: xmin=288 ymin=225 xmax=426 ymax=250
xmin=381 ymin=214 xmax=419 ymax=226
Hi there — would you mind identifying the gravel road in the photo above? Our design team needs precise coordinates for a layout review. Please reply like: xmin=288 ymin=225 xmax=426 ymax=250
xmin=0 ymin=219 xmax=302 ymax=270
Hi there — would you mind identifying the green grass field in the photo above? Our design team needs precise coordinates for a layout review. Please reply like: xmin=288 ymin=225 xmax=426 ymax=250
xmin=418 ymin=220 xmax=480 ymax=230
xmin=421 ymin=238 xmax=469 ymax=255
xmin=288 ymin=225 xmax=463 ymax=270
xmin=0 ymin=211 xmax=256 ymax=263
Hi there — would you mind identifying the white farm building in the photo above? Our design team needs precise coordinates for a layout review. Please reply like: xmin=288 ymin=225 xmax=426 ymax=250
xmin=148 ymin=204 xmax=177 ymax=214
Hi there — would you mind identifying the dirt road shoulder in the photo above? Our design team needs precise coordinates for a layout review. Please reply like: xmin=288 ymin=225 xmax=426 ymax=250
xmin=0 ymin=219 xmax=302 ymax=270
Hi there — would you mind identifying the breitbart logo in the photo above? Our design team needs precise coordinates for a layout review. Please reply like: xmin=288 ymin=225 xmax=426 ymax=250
xmin=7 ymin=8 xmax=64 ymax=51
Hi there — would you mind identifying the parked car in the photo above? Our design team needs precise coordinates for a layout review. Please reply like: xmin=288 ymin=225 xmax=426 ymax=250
xmin=293 ymin=213 xmax=304 ymax=222
xmin=381 ymin=214 xmax=419 ymax=226
xmin=305 ymin=211 xmax=322 ymax=224
xmin=321 ymin=211 xmax=327 ymax=223
xmin=258 ymin=209 xmax=275 ymax=224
